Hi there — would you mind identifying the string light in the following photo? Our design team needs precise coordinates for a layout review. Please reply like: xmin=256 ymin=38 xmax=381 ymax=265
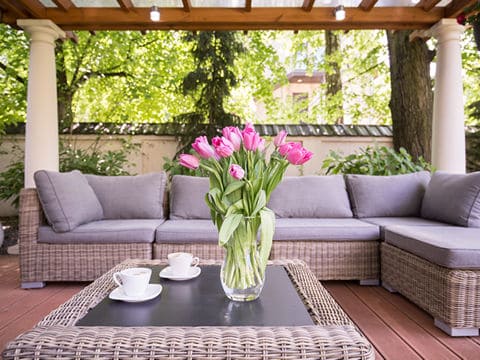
xmin=335 ymin=5 xmax=345 ymax=21
xmin=150 ymin=6 xmax=160 ymax=22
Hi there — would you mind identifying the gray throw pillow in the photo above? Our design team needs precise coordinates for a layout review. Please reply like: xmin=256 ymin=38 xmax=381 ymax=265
xmin=86 ymin=172 xmax=167 ymax=219
xmin=170 ymin=175 xmax=211 ymax=219
xmin=421 ymin=171 xmax=480 ymax=227
xmin=346 ymin=171 xmax=431 ymax=218
xmin=268 ymin=175 xmax=353 ymax=218
xmin=34 ymin=170 xmax=104 ymax=232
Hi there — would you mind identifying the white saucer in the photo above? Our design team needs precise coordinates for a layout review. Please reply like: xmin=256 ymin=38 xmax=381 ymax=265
xmin=159 ymin=266 xmax=201 ymax=281
xmin=109 ymin=284 xmax=162 ymax=303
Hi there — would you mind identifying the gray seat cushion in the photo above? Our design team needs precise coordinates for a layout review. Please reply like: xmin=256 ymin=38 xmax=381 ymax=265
xmin=38 ymin=219 xmax=164 ymax=244
xmin=421 ymin=171 xmax=480 ymax=227
xmin=34 ymin=170 xmax=103 ymax=232
xmin=156 ymin=220 xmax=218 ymax=243
xmin=346 ymin=172 xmax=430 ymax=218
xmin=385 ymin=225 xmax=480 ymax=269
xmin=170 ymin=176 xmax=211 ymax=220
xmin=268 ymin=176 xmax=353 ymax=218
xmin=361 ymin=217 xmax=445 ymax=240
xmin=273 ymin=218 xmax=380 ymax=241
xmin=86 ymin=172 xmax=166 ymax=219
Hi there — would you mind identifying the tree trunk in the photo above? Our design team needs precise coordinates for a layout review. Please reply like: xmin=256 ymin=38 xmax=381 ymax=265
xmin=55 ymin=44 xmax=75 ymax=133
xmin=386 ymin=30 xmax=433 ymax=162
xmin=325 ymin=30 xmax=344 ymax=124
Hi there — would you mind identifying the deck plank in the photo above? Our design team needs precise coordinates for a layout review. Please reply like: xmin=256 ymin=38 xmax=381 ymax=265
xmin=0 ymin=285 xmax=83 ymax=351
xmin=323 ymin=282 xmax=422 ymax=359
xmin=346 ymin=283 xmax=461 ymax=360
xmin=371 ymin=286 xmax=480 ymax=358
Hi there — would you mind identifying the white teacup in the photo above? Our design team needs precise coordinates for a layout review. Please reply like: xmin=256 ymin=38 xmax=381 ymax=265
xmin=113 ymin=267 xmax=152 ymax=297
xmin=168 ymin=252 xmax=199 ymax=276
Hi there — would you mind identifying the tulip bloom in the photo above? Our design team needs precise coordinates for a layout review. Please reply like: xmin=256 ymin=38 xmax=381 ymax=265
xmin=243 ymin=132 xmax=263 ymax=151
xmin=278 ymin=142 xmax=301 ymax=156
xmin=243 ymin=122 xmax=255 ymax=134
xmin=286 ymin=146 xmax=313 ymax=165
xmin=192 ymin=136 xmax=215 ymax=159
xmin=179 ymin=154 xmax=200 ymax=170
xmin=222 ymin=127 xmax=242 ymax=151
xmin=229 ymin=164 xmax=245 ymax=180
xmin=258 ymin=138 xmax=266 ymax=151
xmin=212 ymin=136 xmax=234 ymax=158
xmin=273 ymin=130 xmax=287 ymax=147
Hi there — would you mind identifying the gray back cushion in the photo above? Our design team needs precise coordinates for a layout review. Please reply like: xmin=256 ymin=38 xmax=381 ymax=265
xmin=86 ymin=172 xmax=166 ymax=219
xmin=421 ymin=171 xmax=480 ymax=227
xmin=268 ymin=175 xmax=353 ymax=218
xmin=34 ymin=170 xmax=104 ymax=232
xmin=346 ymin=171 xmax=431 ymax=218
xmin=170 ymin=175 xmax=211 ymax=219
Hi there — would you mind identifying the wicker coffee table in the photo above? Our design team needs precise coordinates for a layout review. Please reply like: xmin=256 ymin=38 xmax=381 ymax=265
xmin=3 ymin=259 xmax=374 ymax=359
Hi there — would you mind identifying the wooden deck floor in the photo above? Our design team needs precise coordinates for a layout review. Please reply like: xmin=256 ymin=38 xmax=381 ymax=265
xmin=1 ymin=254 xmax=479 ymax=359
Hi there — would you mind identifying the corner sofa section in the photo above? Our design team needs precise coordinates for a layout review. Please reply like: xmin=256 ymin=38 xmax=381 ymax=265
xmin=19 ymin=171 xmax=167 ymax=288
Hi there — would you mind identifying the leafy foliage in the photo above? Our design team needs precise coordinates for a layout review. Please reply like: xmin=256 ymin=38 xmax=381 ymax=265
xmin=0 ymin=138 xmax=138 ymax=208
xmin=174 ymin=31 xmax=245 ymax=153
xmin=322 ymin=146 xmax=432 ymax=175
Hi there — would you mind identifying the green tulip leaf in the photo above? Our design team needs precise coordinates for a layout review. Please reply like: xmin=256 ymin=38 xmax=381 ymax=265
xmin=259 ymin=208 xmax=275 ymax=272
xmin=218 ymin=213 xmax=243 ymax=246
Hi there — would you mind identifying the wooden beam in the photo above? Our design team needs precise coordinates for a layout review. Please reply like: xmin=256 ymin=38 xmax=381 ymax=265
xmin=416 ymin=0 xmax=441 ymax=12
xmin=0 ymin=0 xmax=29 ymax=18
xmin=359 ymin=0 xmax=379 ymax=11
xmin=445 ymin=0 xmax=477 ymax=18
xmin=52 ymin=0 xmax=74 ymax=12
xmin=182 ymin=0 xmax=191 ymax=12
xmin=117 ymin=0 xmax=133 ymax=11
xmin=302 ymin=0 xmax=315 ymax=12
xmin=16 ymin=0 xmax=46 ymax=18
xmin=245 ymin=0 xmax=252 ymax=12
xmin=2 ymin=7 xmax=446 ymax=31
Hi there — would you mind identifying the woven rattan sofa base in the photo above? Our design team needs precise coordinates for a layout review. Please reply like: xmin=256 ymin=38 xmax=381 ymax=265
xmin=271 ymin=240 xmax=379 ymax=281
xmin=381 ymin=243 xmax=480 ymax=335
xmin=3 ymin=259 xmax=374 ymax=360
xmin=19 ymin=188 xmax=152 ymax=284
xmin=154 ymin=241 xmax=379 ymax=281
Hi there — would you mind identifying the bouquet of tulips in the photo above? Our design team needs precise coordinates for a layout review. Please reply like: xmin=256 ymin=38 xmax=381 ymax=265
xmin=179 ymin=123 xmax=313 ymax=295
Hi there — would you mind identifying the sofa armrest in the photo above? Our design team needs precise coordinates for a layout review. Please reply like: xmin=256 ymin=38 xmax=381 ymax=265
xmin=19 ymin=188 xmax=45 ymax=247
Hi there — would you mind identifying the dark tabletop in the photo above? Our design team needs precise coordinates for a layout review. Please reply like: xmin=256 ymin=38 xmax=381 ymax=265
xmin=76 ymin=265 xmax=315 ymax=327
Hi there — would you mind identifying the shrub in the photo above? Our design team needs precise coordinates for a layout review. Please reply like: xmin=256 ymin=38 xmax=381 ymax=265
xmin=321 ymin=146 xmax=432 ymax=176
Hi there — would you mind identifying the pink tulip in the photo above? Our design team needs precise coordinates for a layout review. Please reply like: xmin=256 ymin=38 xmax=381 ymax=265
xmin=286 ymin=147 xmax=313 ymax=165
xmin=179 ymin=154 xmax=200 ymax=170
xmin=258 ymin=138 xmax=266 ymax=151
xmin=212 ymin=136 xmax=234 ymax=158
xmin=278 ymin=142 xmax=301 ymax=156
xmin=222 ymin=127 xmax=242 ymax=151
xmin=229 ymin=164 xmax=245 ymax=180
xmin=243 ymin=131 xmax=262 ymax=151
xmin=243 ymin=122 xmax=255 ymax=134
xmin=273 ymin=130 xmax=287 ymax=147
xmin=192 ymin=136 xmax=215 ymax=159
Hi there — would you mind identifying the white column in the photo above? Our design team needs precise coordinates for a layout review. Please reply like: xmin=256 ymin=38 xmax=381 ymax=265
xmin=431 ymin=19 xmax=465 ymax=173
xmin=18 ymin=20 xmax=65 ymax=187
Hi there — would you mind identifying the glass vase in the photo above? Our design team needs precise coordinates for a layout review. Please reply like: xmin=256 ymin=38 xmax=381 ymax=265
xmin=220 ymin=216 xmax=265 ymax=302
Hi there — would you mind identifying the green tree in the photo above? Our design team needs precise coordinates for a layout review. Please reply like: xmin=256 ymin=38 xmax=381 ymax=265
xmin=174 ymin=31 xmax=245 ymax=153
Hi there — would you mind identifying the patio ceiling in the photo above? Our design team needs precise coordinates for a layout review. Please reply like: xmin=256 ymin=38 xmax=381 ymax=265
xmin=0 ymin=0 xmax=477 ymax=31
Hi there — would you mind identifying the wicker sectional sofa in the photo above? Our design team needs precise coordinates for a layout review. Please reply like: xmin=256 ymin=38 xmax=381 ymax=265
xmin=18 ymin=169 xmax=480 ymax=336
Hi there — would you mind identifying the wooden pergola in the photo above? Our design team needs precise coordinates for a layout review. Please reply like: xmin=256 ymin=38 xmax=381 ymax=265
xmin=0 ymin=0 xmax=475 ymax=187
xmin=0 ymin=0 xmax=477 ymax=31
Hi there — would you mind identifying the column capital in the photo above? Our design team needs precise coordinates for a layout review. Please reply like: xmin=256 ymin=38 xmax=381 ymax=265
xmin=17 ymin=19 xmax=66 ymax=43
xmin=430 ymin=19 xmax=465 ymax=43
